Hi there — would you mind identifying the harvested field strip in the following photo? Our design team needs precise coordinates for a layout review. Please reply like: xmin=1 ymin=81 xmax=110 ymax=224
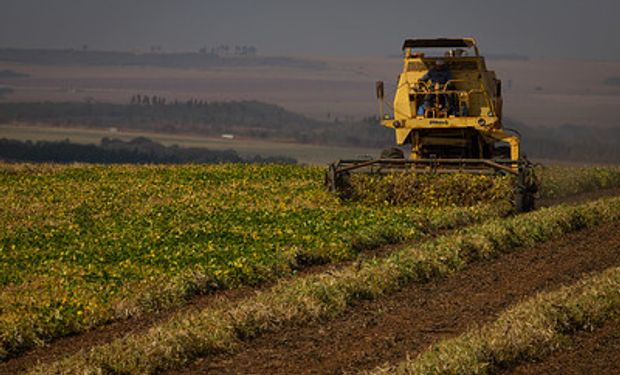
xmin=370 ymin=265 xmax=620 ymax=375
xmin=172 ymin=220 xmax=620 ymax=375
xmin=27 ymin=195 xmax=620 ymax=374
xmin=504 ymin=319 xmax=620 ymax=375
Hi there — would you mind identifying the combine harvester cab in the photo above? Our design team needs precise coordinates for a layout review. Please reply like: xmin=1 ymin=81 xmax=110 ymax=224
xmin=327 ymin=38 xmax=539 ymax=212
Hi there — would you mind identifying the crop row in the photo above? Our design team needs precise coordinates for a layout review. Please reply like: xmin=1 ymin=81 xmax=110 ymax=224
xmin=370 ymin=265 xmax=620 ymax=374
xmin=0 ymin=163 xmax=509 ymax=358
xmin=28 ymin=193 xmax=620 ymax=374
xmin=3 ymin=163 xmax=620 ymax=361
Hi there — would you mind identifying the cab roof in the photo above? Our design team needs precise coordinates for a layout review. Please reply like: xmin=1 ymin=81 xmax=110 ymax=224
xmin=402 ymin=38 xmax=477 ymax=50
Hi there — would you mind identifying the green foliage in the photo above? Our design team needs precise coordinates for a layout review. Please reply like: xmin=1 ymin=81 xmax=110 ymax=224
xmin=0 ymin=102 xmax=393 ymax=147
xmin=29 ymin=193 xmax=620 ymax=375
xmin=0 ymin=163 xmax=506 ymax=358
xmin=349 ymin=173 xmax=515 ymax=207
xmin=5 ymin=163 xmax=620 ymax=363
xmin=0 ymin=137 xmax=296 ymax=164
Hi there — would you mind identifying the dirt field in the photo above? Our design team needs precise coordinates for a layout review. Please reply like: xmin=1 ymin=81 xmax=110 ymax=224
xmin=1 ymin=56 xmax=619 ymax=127
xmin=505 ymin=319 xmax=620 ymax=375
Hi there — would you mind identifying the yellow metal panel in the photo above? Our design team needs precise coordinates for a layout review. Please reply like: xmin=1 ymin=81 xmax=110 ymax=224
xmin=378 ymin=38 xmax=518 ymax=162
xmin=395 ymin=129 xmax=412 ymax=145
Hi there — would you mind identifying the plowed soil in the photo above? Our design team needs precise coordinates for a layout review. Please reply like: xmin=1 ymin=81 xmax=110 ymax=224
xmin=171 ymin=221 xmax=620 ymax=375
xmin=505 ymin=319 xmax=620 ymax=375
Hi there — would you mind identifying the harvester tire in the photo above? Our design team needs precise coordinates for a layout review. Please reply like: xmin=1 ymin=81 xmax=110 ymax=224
xmin=380 ymin=147 xmax=405 ymax=159
xmin=516 ymin=192 xmax=536 ymax=213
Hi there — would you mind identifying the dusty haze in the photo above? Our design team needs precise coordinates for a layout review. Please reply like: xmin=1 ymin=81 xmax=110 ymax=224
xmin=1 ymin=0 xmax=619 ymax=164
xmin=0 ymin=0 xmax=619 ymax=60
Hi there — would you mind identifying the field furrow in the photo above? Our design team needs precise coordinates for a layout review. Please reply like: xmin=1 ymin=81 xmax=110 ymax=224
xmin=3 ymin=163 xmax=620 ymax=373
xmin=5 ymin=186 xmax=620 ymax=373
xmin=503 ymin=319 xmax=620 ymax=375
xmin=0 ymin=163 xmax=511 ymax=359
xmin=169 ymin=220 xmax=620 ymax=375
xmin=22 ymin=193 xmax=620 ymax=374
xmin=369 ymin=264 xmax=620 ymax=375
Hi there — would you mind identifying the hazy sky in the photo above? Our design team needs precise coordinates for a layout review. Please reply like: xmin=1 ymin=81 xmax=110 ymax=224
xmin=0 ymin=0 xmax=618 ymax=59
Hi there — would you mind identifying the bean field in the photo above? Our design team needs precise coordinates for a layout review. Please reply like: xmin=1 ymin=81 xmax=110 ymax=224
xmin=2 ymin=162 xmax=620 ymax=374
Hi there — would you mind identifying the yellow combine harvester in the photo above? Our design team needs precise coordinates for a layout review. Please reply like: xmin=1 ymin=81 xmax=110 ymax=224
xmin=326 ymin=38 xmax=539 ymax=211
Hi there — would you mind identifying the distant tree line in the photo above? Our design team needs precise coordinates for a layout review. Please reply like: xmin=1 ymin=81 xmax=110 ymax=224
xmin=199 ymin=44 xmax=257 ymax=56
xmin=1 ymin=100 xmax=616 ymax=164
xmin=130 ymin=95 xmax=167 ymax=106
xmin=0 ymin=87 xmax=13 ymax=99
xmin=0 ymin=101 xmax=395 ymax=148
xmin=0 ymin=69 xmax=29 ymax=79
xmin=604 ymin=77 xmax=620 ymax=86
xmin=0 ymin=137 xmax=297 ymax=164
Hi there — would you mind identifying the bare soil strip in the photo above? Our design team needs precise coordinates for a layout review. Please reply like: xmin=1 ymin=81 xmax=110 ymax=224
xmin=1 ymin=189 xmax=618 ymax=374
xmin=504 ymin=319 xmax=620 ymax=375
xmin=170 ymin=220 xmax=620 ymax=375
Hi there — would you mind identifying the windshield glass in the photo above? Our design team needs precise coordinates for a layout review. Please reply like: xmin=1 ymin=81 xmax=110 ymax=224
xmin=406 ymin=46 xmax=477 ymax=58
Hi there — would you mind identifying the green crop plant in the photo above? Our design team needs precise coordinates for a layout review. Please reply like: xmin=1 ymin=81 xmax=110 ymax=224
xmin=5 ymin=162 xmax=620 ymax=362
xmin=348 ymin=173 xmax=514 ymax=207
xmin=29 ymin=194 xmax=620 ymax=374
xmin=0 ymin=163 xmax=508 ymax=358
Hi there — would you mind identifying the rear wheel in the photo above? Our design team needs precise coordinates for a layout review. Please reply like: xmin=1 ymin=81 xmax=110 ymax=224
xmin=515 ymin=162 xmax=540 ymax=212
xmin=516 ymin=191 xmax=536 ymax=212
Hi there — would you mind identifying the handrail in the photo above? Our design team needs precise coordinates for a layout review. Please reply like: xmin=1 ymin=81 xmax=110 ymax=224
xmin=407 ymin=79 xmax=492 ymax=116
xmin=408 ymin=81 xmax=485 ymax=96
